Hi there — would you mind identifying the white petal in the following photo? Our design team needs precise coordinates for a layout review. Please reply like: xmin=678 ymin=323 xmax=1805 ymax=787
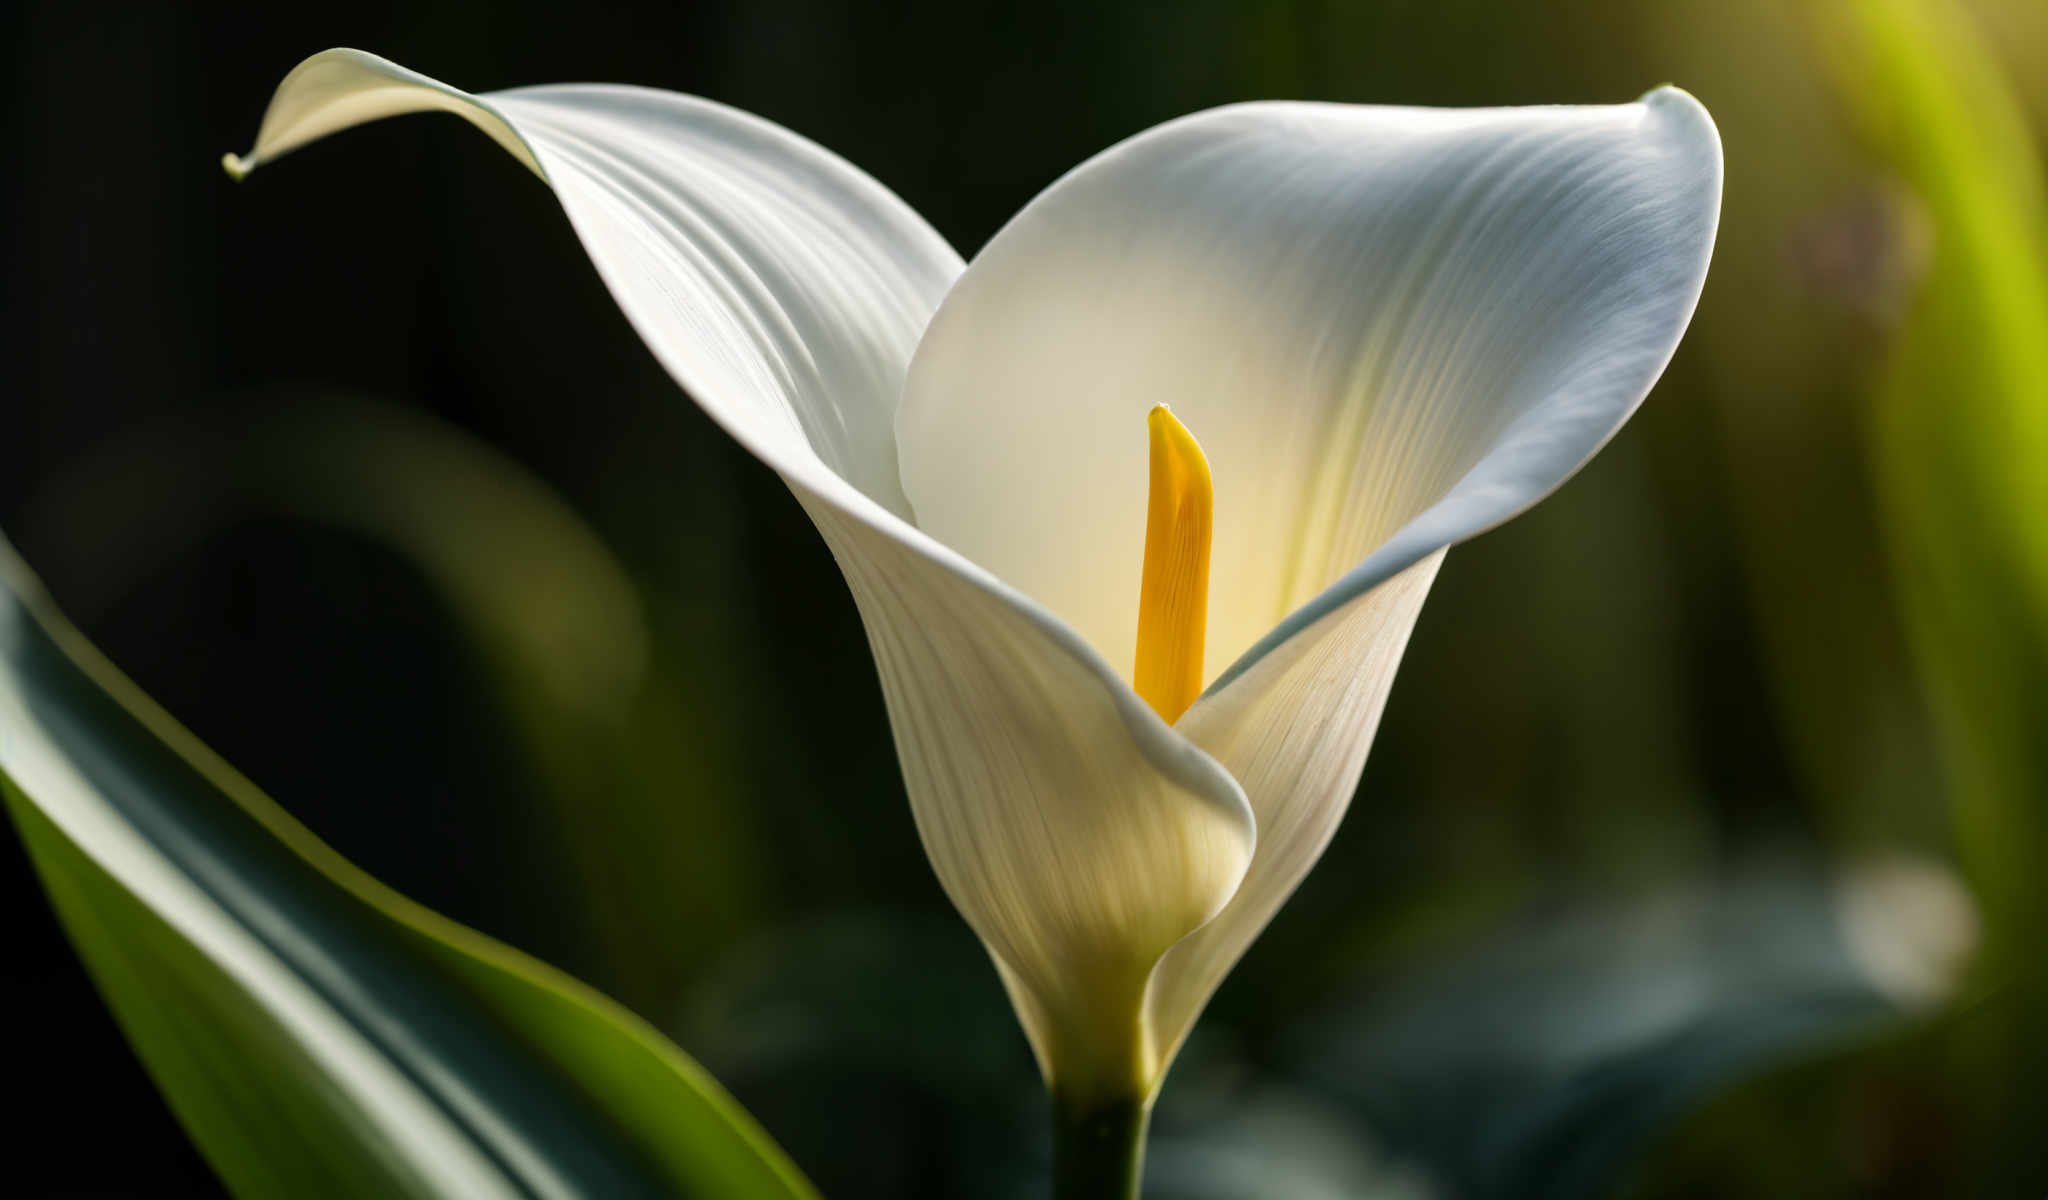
xmin=231 ymin=48 xmax=956 ymax=518
xmin=1149 ymin=550 xmax=1441 ymax=1072
xmin=231 ymin=50 xmax=1255 ymax=1097
xmin=898 ymin=90 xmax=1722 ymax=693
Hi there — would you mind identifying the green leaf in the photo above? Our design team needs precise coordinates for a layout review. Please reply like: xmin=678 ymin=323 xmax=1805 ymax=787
xmin=0 ymin=539 xmax=816 ymax=1199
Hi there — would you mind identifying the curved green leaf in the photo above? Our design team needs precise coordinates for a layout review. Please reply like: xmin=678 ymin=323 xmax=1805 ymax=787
xmin=0 ymin=539 xmax=816 ymax=1199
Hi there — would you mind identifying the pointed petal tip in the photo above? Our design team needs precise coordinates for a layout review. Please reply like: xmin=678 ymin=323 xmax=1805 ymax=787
xmin=1637 ymin=84 xmax=1721 ymax=148
xmin=1636 ymin=82 xmax=1695 ymax=107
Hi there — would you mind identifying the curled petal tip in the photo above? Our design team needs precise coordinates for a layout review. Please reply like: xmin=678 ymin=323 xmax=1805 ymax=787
xmin=1638 ymin=84 xmax=1713 ymax=126
xmin=221 ymin=151 xmax=253 ymax=181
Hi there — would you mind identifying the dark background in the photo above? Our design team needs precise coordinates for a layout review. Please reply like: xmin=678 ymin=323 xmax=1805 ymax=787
xmin=5 ymin=1 xmax=2044 ymax=1196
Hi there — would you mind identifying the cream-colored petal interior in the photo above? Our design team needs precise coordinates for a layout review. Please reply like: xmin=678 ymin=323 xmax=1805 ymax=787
xmin=898 ymin=92 xmax=1722 ymax=693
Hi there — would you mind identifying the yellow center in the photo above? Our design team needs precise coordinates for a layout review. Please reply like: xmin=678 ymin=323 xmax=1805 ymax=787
xmin=1133 ymin=405 xmax=1213 ymax=724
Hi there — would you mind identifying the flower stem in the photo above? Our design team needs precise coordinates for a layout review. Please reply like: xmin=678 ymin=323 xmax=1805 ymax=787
xmin=1052 ymin=1092 xmax=1151 ymax=1200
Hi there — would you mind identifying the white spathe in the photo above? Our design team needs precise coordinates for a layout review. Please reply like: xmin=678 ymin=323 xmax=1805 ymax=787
xmin=229 ymin=50 xmax=1722 ymax=1104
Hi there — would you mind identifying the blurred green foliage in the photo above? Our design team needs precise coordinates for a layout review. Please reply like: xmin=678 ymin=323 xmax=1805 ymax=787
xmin=1835 ymin=0 xmax=2048 ymax=954
xmin=5 ymin=0 xmax=2048 ymax=1195
xmin=1641 ymin=0 xmax=2048 ymax=1190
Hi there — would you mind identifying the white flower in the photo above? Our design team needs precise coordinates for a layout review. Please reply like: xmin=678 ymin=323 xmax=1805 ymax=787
xmin=230 ymin=49 xmax=1721 ymax=1109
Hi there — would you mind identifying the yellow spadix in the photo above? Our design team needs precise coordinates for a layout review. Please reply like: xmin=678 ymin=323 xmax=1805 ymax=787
xmin=1133 ymin=405 xmax=1213 ymax=723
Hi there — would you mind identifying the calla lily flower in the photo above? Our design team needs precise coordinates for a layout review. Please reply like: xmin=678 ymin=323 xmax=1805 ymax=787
xmin=230 ymin=46 xmax=1720 ymax=1149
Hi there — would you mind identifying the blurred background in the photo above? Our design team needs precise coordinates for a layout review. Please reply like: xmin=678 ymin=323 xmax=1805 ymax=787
xmin=4 ymin=0 xmax=2044 ymax=1195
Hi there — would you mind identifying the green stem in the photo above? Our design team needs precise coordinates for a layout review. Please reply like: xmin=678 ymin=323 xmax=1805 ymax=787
xmin=1052 ymin=1092 xmax=1151 ymax=1200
